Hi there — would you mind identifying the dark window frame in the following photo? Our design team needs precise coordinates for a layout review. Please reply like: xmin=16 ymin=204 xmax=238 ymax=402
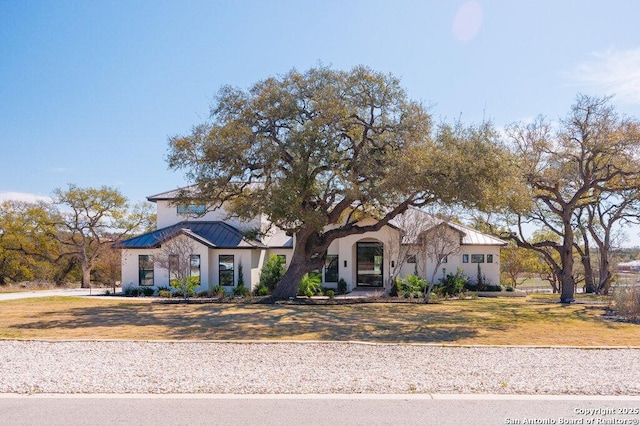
xmin=138 ymin=255 xmax=154 ymax=286
xmin=219 ymin=254 xmax=234 ymax=286
xmin=325 ymin=254 xmax=339 ymax=283
xmin=487 ymin=254 xmax=493 ymax=263
xmin=190 ymin=254 xmax=201 ymax=284
xmin=462 ymin=254 xmax=469 ymax=263
xmin=471 ymin=254 xmax=485 ymax=263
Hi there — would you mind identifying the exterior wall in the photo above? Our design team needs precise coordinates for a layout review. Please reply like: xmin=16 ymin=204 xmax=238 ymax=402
xmin=208 ymin=248 xmax=255 ymax=291
xmin=326 ymin=219 xmax=399 ymax=292
xmin=120 ymin=236 xmax=211 ymax=293
xmin=155 ymin=200 xmax=262 ymax=231
xmin=451 ymin=245 xmax=502 ymax=286
xmin=398 ymin=244 xmax=502 ymax=286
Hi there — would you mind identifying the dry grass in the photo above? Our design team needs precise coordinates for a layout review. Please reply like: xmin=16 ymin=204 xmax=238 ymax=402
xmin=1 ymin=296 xmax=638 ymax=346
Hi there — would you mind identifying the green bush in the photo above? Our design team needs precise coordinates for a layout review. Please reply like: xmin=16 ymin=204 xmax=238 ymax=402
xmin=337 ymin=278 xmax=347 ymax=295
xmin=259 ymin=255 xmax=285 ymax=292
xmin=389 ymin=278 xmax=399 ymax=297
xmin=233 ymin=284 xmax=251 ymax=297
xmin=158 ymin=289 xmax=172 ymax=298
xmin=140 ymin=287 xmax=155 ymax=296
xmin=254 ymin=285 xmax=269 ymax=296
xmin=398 ymin=275 xmax=426 ymax=298
xmin=437 ymin=269 xmax=468 ymax=296
xmin=196 ymin=290 xmax=210 ymax=298
xmin=505 ymin=286 xmax=514 ymax=292
xmin=210 ymin=286 xmax=226 ymax=299
xmin=298 ymin=273 xmax=322 ymax=297
xmin=170 ymin=276 xmax=200 ymax=300
xmin=325 ymin=289 xmax=335 ymax=299
xmin=122 ymin=286 xmax=136 ymax=296
xmin=485 ymin=284 xmax=503 ymax=292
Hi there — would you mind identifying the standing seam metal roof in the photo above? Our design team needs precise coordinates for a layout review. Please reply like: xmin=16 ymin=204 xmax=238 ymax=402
xmin=117 ymin=221 xmax=265 ymax=249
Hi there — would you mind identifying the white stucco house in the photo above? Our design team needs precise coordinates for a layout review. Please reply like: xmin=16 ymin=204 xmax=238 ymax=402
xmin=118 ymin=188 xmax=506 ymax=293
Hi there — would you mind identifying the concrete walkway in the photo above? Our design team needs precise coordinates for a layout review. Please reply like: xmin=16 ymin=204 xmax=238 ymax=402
xmin=0 ymin=287 xmax=117 ymax=301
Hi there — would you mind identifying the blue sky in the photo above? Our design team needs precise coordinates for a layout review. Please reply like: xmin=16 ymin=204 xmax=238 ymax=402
xmin=1 ymin=0 xmax=640 ymax=245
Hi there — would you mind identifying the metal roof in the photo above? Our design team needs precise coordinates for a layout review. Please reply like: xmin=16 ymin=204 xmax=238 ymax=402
xmin=390 ymin=208 xmax=507 ymax=246
xmin=116 ymin=221 xmax=266 ymax=249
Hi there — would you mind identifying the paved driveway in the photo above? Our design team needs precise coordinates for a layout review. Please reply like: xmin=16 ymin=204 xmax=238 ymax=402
xmin=0 ymin=287 xmax=116 ymax=301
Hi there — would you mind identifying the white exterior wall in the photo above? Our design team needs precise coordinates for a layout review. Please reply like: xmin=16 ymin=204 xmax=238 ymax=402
xmin=207 ymin=249 xmax=256 ymax=290
xmin=326 ymin=219 xmax=399 ymax=292
xmin=120 ymin=236 xmax=211 ymax=293
xmin=155 ymin=200 xmax=262 ymax=231
xmin=451 ymin=245 xmax=502 ymax=286
xmin=398 ymin=244 xmax=502 ymax=286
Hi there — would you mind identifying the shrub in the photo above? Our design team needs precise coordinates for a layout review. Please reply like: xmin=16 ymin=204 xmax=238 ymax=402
xmin=158 ymin=289 xmax=172 ymax=298
xmin=259 ymin=255 xmax=285 ymax=292
xmin=140 ymin=286 xmax=155 ymax=296
xmin=484 ymin=284 xmax=503 ymax=292
xmin=437 ymin=269 xmax=468 ymax=297
xmin=389 ymin=278 xmax=399 ymax=297
xmin=505 ymin=286 xmax=514 ymax=292
xmin=613 ymin=286 xmax=640 ymax=322
xmin=104 ymin=289 xmax=111 ymax=296
xmin=233 ymin=285 xmax=251 ymax=297
xmin=122 ymin=285 xmax=137 ymax=297
xmin=196 ymin=290 xmax=210 ymax=298
xmin=397 ymin=275 xmax=426 ymax=298
xmin=326 ymin=289 xmax=335 ymax=299
xmin=210 ymin=286 xmax=226 ymax=299
xmin=254 ymin=285 xmax=269 ymax=296
xmin=337 ymin=278 xmax=347 ymax=295
xmin=170 ymin=276 xmax=199 ymax=300
xmin=298 ymin=273 xmax=322 ymax=297
xmin=237 ymin=262 xmax=245 ymax=287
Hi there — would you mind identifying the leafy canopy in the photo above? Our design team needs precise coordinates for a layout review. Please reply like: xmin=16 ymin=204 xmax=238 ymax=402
xmin=168 ymin=66 xmax=517 ymax=236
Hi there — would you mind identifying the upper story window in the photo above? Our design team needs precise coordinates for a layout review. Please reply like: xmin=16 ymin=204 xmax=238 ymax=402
xmin=471 ymin=254 xmax=485 ymax=263
xmin=177 ymin=204 xmax=206 ymax=215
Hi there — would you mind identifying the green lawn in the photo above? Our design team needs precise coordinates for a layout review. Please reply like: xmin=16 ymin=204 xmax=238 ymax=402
xmin=0 ymin=296 xmax=638 ymax=346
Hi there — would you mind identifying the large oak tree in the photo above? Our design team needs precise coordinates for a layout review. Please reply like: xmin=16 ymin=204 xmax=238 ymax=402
xmin=168 ymin=66 xmax=519 ymax=299
xmin=503 ymin=95 xmax=640 ymax=302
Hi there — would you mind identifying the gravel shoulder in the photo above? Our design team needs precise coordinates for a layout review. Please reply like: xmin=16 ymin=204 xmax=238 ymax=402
xmin=1 ymin=341 xmax=639 ymax=395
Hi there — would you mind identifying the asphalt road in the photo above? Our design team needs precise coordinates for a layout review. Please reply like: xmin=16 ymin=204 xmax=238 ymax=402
xmin=2 ymin=394 xmax=640 ymax=426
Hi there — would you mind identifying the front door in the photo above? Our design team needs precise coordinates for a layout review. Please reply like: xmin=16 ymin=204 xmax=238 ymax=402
xmin=356 ymin=242 xmax=383 ymax=287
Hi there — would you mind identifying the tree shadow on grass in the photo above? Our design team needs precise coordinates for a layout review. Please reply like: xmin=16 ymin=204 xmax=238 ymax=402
xmin=12 ymin=303 xmax=482 ymax=343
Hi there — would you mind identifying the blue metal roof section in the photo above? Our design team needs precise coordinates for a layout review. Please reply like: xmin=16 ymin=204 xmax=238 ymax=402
xmin=118 ymin=221 xmax=266 ymax=249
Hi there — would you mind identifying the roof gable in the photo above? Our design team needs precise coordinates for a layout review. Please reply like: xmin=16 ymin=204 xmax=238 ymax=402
xmin=117 ymin=221 xmax=265 ymax=249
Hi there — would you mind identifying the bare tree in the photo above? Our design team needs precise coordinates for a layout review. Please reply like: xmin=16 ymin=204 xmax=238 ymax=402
xmin=421 ymin=222 xmax=462 ymax=303
xmin=155 ymin=232 xmax=201 ymax=300
xmin=386 ymin=208 xmax=435 ymax=287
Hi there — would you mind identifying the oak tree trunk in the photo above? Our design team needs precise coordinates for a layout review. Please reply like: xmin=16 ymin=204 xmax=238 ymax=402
xmin=560 ymin=218 xmax=575 ymax=303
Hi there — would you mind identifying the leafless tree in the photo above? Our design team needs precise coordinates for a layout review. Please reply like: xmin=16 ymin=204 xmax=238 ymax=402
xmin=155 ymin=232 xmax=201 ymax=300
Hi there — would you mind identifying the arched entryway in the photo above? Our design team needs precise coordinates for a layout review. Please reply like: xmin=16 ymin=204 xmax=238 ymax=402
xmin=356 ymin=241 xmax=384 ymax=287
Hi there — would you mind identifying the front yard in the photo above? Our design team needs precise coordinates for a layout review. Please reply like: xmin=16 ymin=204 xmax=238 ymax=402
xmin=0 ymin=296 xmax=638 ymax=346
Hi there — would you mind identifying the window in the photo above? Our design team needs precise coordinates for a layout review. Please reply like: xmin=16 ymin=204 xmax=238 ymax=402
xmin=276 ymin=254 xmax=286 ymax=265
xmin=462 ymin=254 xmax=469 ymax=263
xmin=219 ymin=255 xmax=234 ymax=286
xmin=138 ymin=255 xmax=154 ymax=286
xmin=407 ymin=254 xmax=417 ymax=264
xmin=190 ymin=255 xmax=201 ymax=284
xmin=471 ymin=254 xmax=485 ymax=263
xmin=442 ymin=256 xmax=448 ymax=264
xmin=177 ymin=204 xmax=206 ymax=215
xmin=325 ymin=255 xmax=339 ymax=282
xmin=487 ymin=254 xmax=493 ymax=263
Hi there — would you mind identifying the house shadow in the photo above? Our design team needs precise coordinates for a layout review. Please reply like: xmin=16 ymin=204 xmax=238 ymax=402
xmin=13 ymin=302 xmax=482 ymax=343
